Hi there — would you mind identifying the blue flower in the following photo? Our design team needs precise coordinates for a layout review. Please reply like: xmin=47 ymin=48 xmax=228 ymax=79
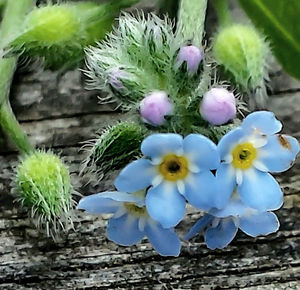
xmin=216 ymin=111 xmax=299 ymax=211
xmin=184 ymin=193 xmax=279 ymax=249
xmin=77 ymin=190 xmax=181 ymax=257
xmin=114 ymin=133 xmax=220 ymax=228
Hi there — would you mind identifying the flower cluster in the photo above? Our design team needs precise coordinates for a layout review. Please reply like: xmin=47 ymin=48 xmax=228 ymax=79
xmin=83 ymin=13 xmax=241 ymax=179
xmin=85 ymin=12 xmax=238 ymax=138
xmin=78 ymin=111 xmax=299 ymax=256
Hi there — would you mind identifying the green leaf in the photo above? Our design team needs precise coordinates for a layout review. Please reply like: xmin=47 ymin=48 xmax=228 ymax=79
xmin=238 ymin=0 xmax=300 ymax=80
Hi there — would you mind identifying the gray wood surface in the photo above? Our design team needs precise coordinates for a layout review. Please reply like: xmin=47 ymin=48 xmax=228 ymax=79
xmin=0 ymin=2 xmax=300 ymax=289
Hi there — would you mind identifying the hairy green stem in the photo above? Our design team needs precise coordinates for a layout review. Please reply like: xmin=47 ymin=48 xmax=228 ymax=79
xmin=0 ymin=99 xmax=33 ymax=154
xmin=0 ymin=0 xmax=35 ymax=154
xmin=213 ymin=0 xmax=232 ymax=26
xmin=177 ymin=0 xmax=207 ymax=46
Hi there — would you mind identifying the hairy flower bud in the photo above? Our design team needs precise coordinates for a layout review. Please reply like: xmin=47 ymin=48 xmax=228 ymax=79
xmin=82 ymin=122 xmax=146 ymax=179
xmin=11 ymin=4 xmax=82 ymax=69
xmin=16 ymin=151 xmax=74 ymax=236
xmin=140 ymin=91 xmax=173 ymax=126
xmin=200 ymin=88 xmax=236 ymax=125
xmin=213 ymin=24 xmax=267 ymax=91
xmin=10 ymin=2 xmax=138 ymax=69
xmin=175 ymin=45 xmax=203 ymax=74
xmin=24 ymin=6 xmax=79 ymax=44
xmin=108 ymin=68 xmax=128 ymax=91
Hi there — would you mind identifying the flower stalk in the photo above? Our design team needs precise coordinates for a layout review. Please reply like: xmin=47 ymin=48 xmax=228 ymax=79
xmin=0 ymin=99 xmax=33 ymax=154
xmin=0 ymin=0 xmax=35 ymax=154
xmin=177 ymin=0 xmax=207 ymax=46
xmin=213 ymin=0 xmax=232 ymax=27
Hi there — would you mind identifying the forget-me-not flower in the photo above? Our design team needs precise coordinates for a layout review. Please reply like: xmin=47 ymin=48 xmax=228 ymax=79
xmin=184 ymin=192 xmax=280 ymax=249
xmin=77 ymin=189 xmax=181 ymax=257
xmin=115 ymin=133 xmax=220 ymax=228
xmin=216 ymin=111 xmax=299 ymax=211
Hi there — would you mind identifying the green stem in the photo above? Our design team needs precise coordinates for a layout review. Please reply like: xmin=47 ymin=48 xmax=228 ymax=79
xmin=213 ymin=0 xmax=232 ymax=26
xmin=0 ymin=99 xmax=33 ymax=154
xmin=177 ymin=0 xmax=208 ymax=46
xmin=0 ymin=0 xmax=35 ymax=154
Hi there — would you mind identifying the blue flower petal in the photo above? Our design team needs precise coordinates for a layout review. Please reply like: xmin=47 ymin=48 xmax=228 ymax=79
xmin=183 ymin=134 xmax=220 ymax=170
xmin=239 ymin=169 xmax=283 ymax=211
xmin=239 ymin=211 xmax=279 ymax=237
xmin=259 ymin=134 xmax=300 ymax=173
xmin=242 ymin=111 xmax=282 ymax=135
xmin=107 ymin=214 xmax=144 ymax=246
xmin=185 ymin=171 xmax=219 ymax=210
xmin=215 ymin=164 xmax=236 ymax=209
xmin=144 ymin=223 xmax=181 ymax=256
xmin=114 ymin=159 xmax=155 ymax=192
xmin=77 ymin=193 xmax=120 ymax=214
xmin=183 ymin=214 xmax=213 ymax=240
xmin=209 ymin=195 xmax=248 ymax=218
xmin=218 ymin=128 xmax=245 ymax=160
xmin=100 ymin=191 xmax=145 ymax=207
xmin=141 ymin=133 xmax=183 ymax=159
xmin=205 ymin=218 xmax=238 ymax=249
xmin=146 ymin=183 xmax=186 ymax=228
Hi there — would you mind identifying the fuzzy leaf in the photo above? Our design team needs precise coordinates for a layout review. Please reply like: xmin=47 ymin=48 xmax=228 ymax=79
xmin=238 ymin=0 xmax=300 ymax=80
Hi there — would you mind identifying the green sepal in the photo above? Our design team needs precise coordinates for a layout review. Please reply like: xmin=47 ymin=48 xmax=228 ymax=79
xmin=16 ymin=150 xmax=75 ymax=236
xmin=9 ymin=1 xmax=140 ymax=69
xmin=213 ymin=24 xmax=268 ymax=92
xmin=83 ymin=122 xmax=147 ymax=179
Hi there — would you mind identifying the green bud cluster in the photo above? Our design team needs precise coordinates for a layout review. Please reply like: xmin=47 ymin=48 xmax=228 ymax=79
xmin=83 ymin=122 xmax=146 ymax=180
xmin=213 ymin=25 xmax=268 ymax=99
xmin=86 ymin=13 xmax=178 ymax=103
xmin=16 ymin=151 xmax=74 ymax=236
xmin=10 ymin=1 xmax=135 ymax=69
xmin=85 ymin=12 xmax=216 ymax=135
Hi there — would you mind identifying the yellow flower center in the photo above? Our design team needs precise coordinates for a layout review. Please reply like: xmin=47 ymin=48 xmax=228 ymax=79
xmin=231 ymin=142 xmax=257 ymax=170
xmin=158 ymin=154 xmax=189 ymax=181
xmin=124 ymin=203 xmax=147 ymax=217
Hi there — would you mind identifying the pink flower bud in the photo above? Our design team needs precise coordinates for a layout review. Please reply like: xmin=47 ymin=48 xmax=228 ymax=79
xmin=108 ymin=68 xmax=127 ymax=91
xmin=175 ymin=45 xmax=203 ymax=74
xmin=200 ymin=88 xmax=236 ymax=125
xmin=140 ymin=91 xmax=173 ymax=126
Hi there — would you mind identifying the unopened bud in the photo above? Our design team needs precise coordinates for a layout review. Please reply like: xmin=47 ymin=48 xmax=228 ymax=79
xmin=83 ymin=122 xmax=146 ymax=179
xmin=200 ymin=88 xmax=236 ymax=125
xmin=175 ymin=45 xmax=203 ymax=74
xmin=108 ymin=68 xmax=128 ymax=91
xmin=140 ymin=91 xmax=173 ymax=126
xmin=16 ymin=151 xmax=74 ymax=236
xmin=213 ymin=25 xmax=266 ymax=91
xmin=23 ymin=6 xmax=79 ymax=44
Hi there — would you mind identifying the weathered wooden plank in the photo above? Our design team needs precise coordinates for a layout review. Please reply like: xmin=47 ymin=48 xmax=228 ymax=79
xmin=0 ymin=170 xmax=299 ymax=288
xmin=0 ymin=210 xmax=299 ymax=289
xmin=11 ymin=69 xmax=116 ymax=122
